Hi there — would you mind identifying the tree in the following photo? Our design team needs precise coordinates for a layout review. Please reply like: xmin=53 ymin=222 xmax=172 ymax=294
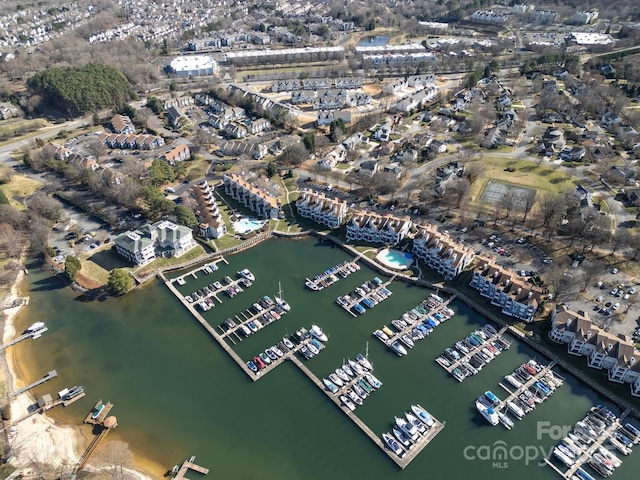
xmin=174 ymin=205 xmax=198 ymax=228
xmin=64 ymin=255 xmax=81 ymax=281
xmin=276 ymin=143 xmax=307 ymax=167
xmin=329 ymin=118 xmax=346 ymax=143
xmin=146 ymin=96 xmax=164 ymax=115
xmin=86 ymin=140 xmax=108 ymax=161
xmin=95 ymin=440 xmax=133 ymax=480
xmin=302 ymin=132 xmax=316 ymax=153
xmin=539 ymin=192 xmax=563 ymax=228
xmin=464 ymin=161 xmax=482 ymax=185
xmin=266 ymin=161 xmax=278 ymax=178
xmin=27 ymin=191 xmax=62 ymax=222
xmin=108 ymin=269 xmax=133 ymax=296
xmin=580 ymin=260 xmax=604 ymax=292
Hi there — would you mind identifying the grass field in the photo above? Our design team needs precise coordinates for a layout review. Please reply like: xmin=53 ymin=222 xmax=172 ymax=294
xmin=78 ymin=259 xmax=111 ymax=286
xmin=2 ymin=175 xmax=42 ymax=209
xmin=135 ymin=245 xmax=205 ymax=276
xmin=469 ymin=157 xmax=578 ymax=205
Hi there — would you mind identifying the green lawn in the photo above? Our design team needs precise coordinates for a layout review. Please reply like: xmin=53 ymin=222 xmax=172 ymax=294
xmin=135 ymin=245 xmax=205 ymax=276
xmin=78 ymin=259 xmax=111 ymax=285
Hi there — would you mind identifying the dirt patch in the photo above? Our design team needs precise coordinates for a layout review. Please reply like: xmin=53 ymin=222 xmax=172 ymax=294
xmin=75 ymin=270 xmax=103 ymax=290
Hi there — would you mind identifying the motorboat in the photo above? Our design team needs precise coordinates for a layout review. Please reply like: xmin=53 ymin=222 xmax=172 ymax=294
xmin=504 ymin=374 xmax=523 ymax=389
xmin=445 ymin=348 xmax=460 ymax=361
xmin=406 ymin=412 xmax=426 ymax=434
xmin=374 ymin=329 xmax=389 ymax=342
xmin=323 ymin=378 xmax=339 ymax=394
xmin=91 ymin=403 xmax=105 ymax=420
xmin=592 ymin=453 xmax=614 ymax=473
xmin=247 ymin=360 xmax=258 ymax=373
xmin=392 ymin=426 xmax=413 ymax=449
xmin=307 ymin=342 xmax=320 ymax=356
xmin=390 ymin=341 xmax=408 ymax=356
xmin=26 ymin=322 xmax=48 ymax=339
xmin=435 ymin=356 xmax=451 ymax=368
xmin=382 ymin=433 xmax=404 ymax=457
xmin=553 ymin=447 xmax=574 ymax=467
xmin=239 ymin=268 xmax=255 ymax=281
xmin=506 ymin=401 xmax=525 ymax=420
xmin=476 ymin=400 xmax=499 ymax=426
xmin=382 ymin=326 xmax=395 ymax=338
xmin=395 ymin=416 xmax=419 ymax=441
xmin=346 ymin=388 xmax=363 ymax=406
xmin=623 ymin=423 xmax=640 ymax=442
xmin=271 ymin=345 xmax=284 ymax=357
xmin=597 ymin=446 xmax=622 ymax=468
xmin=254 ymin=356 xmax=266 ymax=369
xmin=355 ymin=353 xmax=373 ymax=371
xmin=411 ymin=404 xmax=435 ymax=428
xmin=247 ymin=322 xmax=258 ymax=333
xmin=348 ymin=359 xmax=364 ymax=376
xmin=498 ymin=412 xmax=514 ymax=430
xmin=335 ymin=367 xmax=350 ymax=383
xmin=357 ymin=378 xmax=373 ymax=394
xmin=365 ymin=373 xmax=382 ymax=389
xmin=452 ymin=368 xmax=466 ymax=382
xmin=61 ymin=385 xmax=85 ymax=401
xmin=265 ymin=348 xmax=277 ymax=361
xmin=484 ymin=391 xmax=501 ymax=405
xmin=400 ymin=334 xmax=414 ymax=349
xmin=342 ymin=363 xmax=355 ymax=378
xmin=352 ymin=383 xmax=368 ymax=399
xmin=484 ymin=324 xmax=498 ymax=336
xmin=353 ymin=304 xmax=366 ymax=315
xmin=455 ymin=341 xmax=469 ymax=355
xmin=339 ymin=395 xmax=356 ymax=411
xmin=310 ymin=324 xmax=328 ymax=342
xmin=259 ymin=352 xmax=271 ymax=365
xmin=299 ymin=346 xmax=312 ymax=359
xmin=253 ymin=319 xmax=263 ymax=330
xmin=329 ymin=373 xmax=344 ymax=387
xmin=240 ymin=325 xmax=251 ymax=337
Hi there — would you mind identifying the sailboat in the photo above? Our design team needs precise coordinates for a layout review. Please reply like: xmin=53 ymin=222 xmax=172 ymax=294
xmin=274 ymin=282 xmax=291 ymax=311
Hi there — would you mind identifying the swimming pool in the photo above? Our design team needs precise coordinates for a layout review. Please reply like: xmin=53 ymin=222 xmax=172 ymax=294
xmin=375 ymin=248 xmax=414 ymax=270
xmin=232 ymin=217 xmax=265 ymax=234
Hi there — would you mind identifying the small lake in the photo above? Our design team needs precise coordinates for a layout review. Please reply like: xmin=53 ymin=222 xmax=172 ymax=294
xmin=358 ymin=36 xmax=389 ymax=47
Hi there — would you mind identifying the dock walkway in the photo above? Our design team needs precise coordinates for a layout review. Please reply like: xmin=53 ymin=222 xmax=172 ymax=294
xmin=441 ymin=326 xmax=510 ymax=374
xmin=289 ymin=355 xmax=444 ymax=469
xmin=84 ymin=400 xmax=114 ymax=425
xmin=9 ymin=370 xmax=57 ymax=398
xmin=338 ymin=276 xmax=395 ymax=317
xmin=495 ymin=361 xmax=559 ymax=414
xmin=172 ymin=458 xmax=210 ymax=480
xmin=0 ymin=331 xmax=40 ymax=351
xmin=221 ymin=302 xmax=281 ymax=340
xmin=306 ymin=260 xmax=360 ymax=291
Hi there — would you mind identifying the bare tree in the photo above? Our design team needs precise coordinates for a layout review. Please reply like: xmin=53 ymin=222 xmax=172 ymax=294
xmin=580 ymin=260 xmax=604 ymax=292
xmin=94 ymin=441 xmax=133 ymax=480
xmin=538 ymin=192 xmax=563 ymax=228
xmin=27 ymin=191 xmax=62 ymax=222
xmin=610 ymin=228 xmax=632 ymax=256
xmin=464 ymin=161 xmax=482 ymax=185
xmin=86 ymin=140 xmax=108 ymax=162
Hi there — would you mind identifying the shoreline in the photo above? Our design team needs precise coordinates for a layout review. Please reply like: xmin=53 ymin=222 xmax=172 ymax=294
xmin=2 ymin=267 xmax=163 ymax=479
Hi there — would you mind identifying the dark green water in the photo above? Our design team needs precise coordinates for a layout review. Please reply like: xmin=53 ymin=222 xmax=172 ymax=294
xmin=15 ymin=238 xmax=640 ymax=479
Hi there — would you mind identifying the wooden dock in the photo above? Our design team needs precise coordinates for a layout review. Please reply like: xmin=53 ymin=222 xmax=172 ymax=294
xmin=337 ymin=276 xmax=395 ymax=317
xmin=289 ymin=355 xmax=444 ymax=469
xmin=171 ymin=258 xmax=228 ymax=285
xmin=72 ymin=426 xmax=112 ymax=475
xmin=305 ymin=260 xmax=360 ymax=291
xmin=440 ymin=325 xmax=510 ymax=375
xmin=0 ymin=329 xmax=43 ymax=352
xmin=172 ymin=457 xmax=209 ymax=480
xmin=9 ymin=370 xmax=57 ymax=398
xmin=220 ymin=301 xmax=286 ymax=340
xmin=545 ymin=407 xmax=631 ymax=479
xmin=494 ymin=361 xmax=560 ymax=415
xmin=83 ymin=400 xmax=114 ymax=425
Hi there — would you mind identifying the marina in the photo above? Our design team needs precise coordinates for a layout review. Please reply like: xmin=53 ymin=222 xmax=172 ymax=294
xmin=219 ymin=294 xmax=290 ymax=343
xmin=544 ymin=406 xmax=636 ymax=479
xmin=305 ymin=260 xmax=360 ymax=291
xmin=372 ymin=294 xmax=455 ymax=356
xmin=171 ymin=258 xmax=227 ymax=286
xmin=336 ymin=276 xmax=395 ymax=317
xmin=435 ymin=324 xmax=511 ymax=381
xmin=172 ymin=263 xmax=254 ymax=309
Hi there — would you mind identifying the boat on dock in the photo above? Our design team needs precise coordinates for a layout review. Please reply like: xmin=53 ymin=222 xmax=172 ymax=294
xmin=239 ymin=269 xmax=255 ymax=281
xmin=395 ymin=416 xmax=419 ymax=441
xmin=323 ymin=378 xmax=339 ymax=394
xmin=382 ymin=432 xmax=405 ymax=457
xmin=60 ymin=385 xmax=85 ymax=401
xmin=405 ymin=412 xmax=426 ymax=434
xmin=476 ymin=401 xmax=499 ymax=426
xmin=365 ymin=373 xmax=382 ymax=389
xmin=335 ymin=367 xmax=350 ymax=383
xmin=392 ymin=426 xmax=413 ymax=449
xmin=310 ymin=325 xmax=328 ymax=342
xmin=504 ymin=374 xmax=522 ymax=389
xmin=26 ymin=322 xmax=48 ymax=339
xmin=506 ymin=401 xmax=525 ymax=420
xmin=374 ymin=329 xmax=389 ymax=342
xmin=328 ymin=373 xmax=344 ymax=387
xmin=484 ymin=391 xmax=501 ymax=406
xmin=390 ymin=341 xmax=408 ymax=356
xmin=348 ymin=359 xmax=364 ymax=376
xmin=91 ymin=403 xmax=105 ymax=420
xmin=340 ymin=395 xmax=356 ymax=411
xmin=355 ymin=353 xmax=372 ymax=371
xmin=411 ymin=404 xmax=435 ymax=428
xmin=498 ymin=411 xmax=514 ymax=430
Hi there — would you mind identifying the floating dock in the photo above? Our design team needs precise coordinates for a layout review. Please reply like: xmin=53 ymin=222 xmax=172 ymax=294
xmin=438 ymin=325 xmax=510 ymax=376
xmin=172 ymin=457 xmax=209 ymax=480
xmin=337 ymin=276 xmax=395 ymax=317
xmin=220 ymin=300 xmax=286 ymax=341
xmin=290 ymin=355 xmax=444 ymax=468
xmin=83 ymin=400 xmax=114 ymax=425
xmin=495 ymin=361 xmax=560 ymax=415
xmin=544 ymin=407 xmax=631 ymax=479
xmin=171 ymin=258 xmax=228 ymax=286
xmin=305 ymin=260 xmax=360 ymax=291
xmin=0 ymin=328 xmax=44 ymax=352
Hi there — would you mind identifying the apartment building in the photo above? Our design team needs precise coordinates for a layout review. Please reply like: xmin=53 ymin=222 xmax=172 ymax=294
xmin=412 ymin=223 xmax=475 ymax=279
xmin=469 ymin=258 xmax=542 ymax=322
xmin=295 ymin=189 xmax=347 ymax=229
xmin=346 ymin=211 xmax=411 ymax=246
xmin=191 ymin=181 xmax=226 ymax=239
xmin=114 ymin=220 xmax=195 ymax=265
xmin=222 ymin=173 xmax=280 ymax=219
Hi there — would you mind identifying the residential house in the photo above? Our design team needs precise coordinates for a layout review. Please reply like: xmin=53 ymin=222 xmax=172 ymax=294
xmin=218 ymin=141 xmax=268 ymax=160
xmin=98 ymin=132 xmax=164 ymax=150
xmin=167 ymin=106 xmax=189 ymax=130
xmin=383 ymin=78 xmax=409 ymax=95
xmin=114 ymin=220 xmax=196 ymax=265
xmin=0 ymin=102 xmax=19 ymax=120
xmin=318 ymin=145 xmax=347 ymax=169
xmin=430 ymin=140 xmax=448 ymax=154
xmin=42 ymin=142 xmax=72 ymax=161
xmin=469 ymin=257 xmax=543 ymax=322
xmin=394 ymin=87 xmax=438 ymax=113
xmin=291 ymin=90 xmax=315 ymax=105
xmin=110 ymin=114 xmax=135 ymax=134
xmin=359 ymin=160 xmax=378 ymax=176
xmin=303 ymin=78 xmax=332 ymax=90
xmin=163 ymin=144 xmax=191 ymax=164
xmin=271 ymin=80 xmax=302 ymax=93
xmin=208 ymin=114 xmax=228 ymax=129
xmin=346 ymin=211 xmax=412 ymax=245
xmin=412 ymin=223 xmax=475 ymax=279
xmin=222 ymin=173 xmax=280 ymax=219
xmin=623 ymin=188 xmax=640 ymax=207
xmin=560 ymin=145 xmax=586 ymax=161
xmin=549 ymin=305 xmax=640 ymax=397
xmin=601 ymin=108 xmax=622 ymax=128
xmin=538 ymin=127 xmax=565 ymax=155
xmin=191 ymin=181 xmax=226 ymax=239
xmin=317 ymin=110 xmax=352 ymax=127
xmin=342 ymin=133 xmax=363 ymax=151
xmin=313 ymin=90 xmax=348 ymax=110
xmin=335 ymin=78 xmax=363 ymax=89
xmin=383 ymin=162 xmax=403 ymax=178
xmin=248 ymin=118 xmax=270 ymax=135
xmin=295 ymin=189 xmax=347 ymax=228
xmin=607 ymin=166 xmax=636 ymax=186
xmin=374 ymin=121 xmax=393 ymax=141
xmin=574 ymin=184 xmax=594 ymax=207
xmin=407 ymin=74 xmax=435 ymax=89
xmin=224 ymin=122 xmax=249 ymax=139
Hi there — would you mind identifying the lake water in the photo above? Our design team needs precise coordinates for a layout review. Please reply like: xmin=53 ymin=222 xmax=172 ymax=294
xmin=357 ymin=36 xmax=389 ymax=47
xmin=14 ymin=237 xmax=640 ymax=479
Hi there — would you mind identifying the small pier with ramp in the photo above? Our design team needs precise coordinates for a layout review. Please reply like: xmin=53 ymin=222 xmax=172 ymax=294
xmin=439 ymin=325 xmax=510 ymax=375
xmin=0 ymin=327 xmax=46 ymax=352
xmin=305 ymin=259 xmax=361 ymax=291
xmin=172 ymin=456 xmax=209 ymax=480
xmin=337 ymin=276 xmax=395 ymax=317
xmin=10 ymin=370 xmax=57 ymax=398
xmin=495 ymin=361 xmax=562 ymax=415
xmin=83 ymin=400 xmax=114 ymax=425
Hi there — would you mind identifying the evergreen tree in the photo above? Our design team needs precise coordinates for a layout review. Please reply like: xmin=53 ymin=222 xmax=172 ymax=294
xmin=64 ymin=255 xmax=81 ymax=281
xmin=108 ymin=268 xmax=133 ymax=296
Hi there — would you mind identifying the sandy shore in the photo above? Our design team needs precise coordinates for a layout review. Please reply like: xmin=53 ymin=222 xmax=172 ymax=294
xmin=2 ymin=270 xmax=158 ymax=479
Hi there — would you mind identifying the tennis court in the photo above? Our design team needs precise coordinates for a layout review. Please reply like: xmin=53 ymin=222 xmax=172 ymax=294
xmin=480 ymin=180 xmax=537 ymax=205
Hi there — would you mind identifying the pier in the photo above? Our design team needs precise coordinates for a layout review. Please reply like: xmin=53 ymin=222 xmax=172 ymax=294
xmin=220 ymin=302 xmax=284 ymax=340
xmin=0 ymin=330 xmax=44 ymax=352
xmin=544 ymin=408 xmax=631 ymax=479
xmin=9 ymin=370 xmax=57 ymax=398
xmin=72 ymin=416 xmax=118 ymax=476
xmin=172 ymin=457 xmax=210 ymax=480
xmin=337 ymin=276 xmax=395 ymax=317
xmin=305 ymin=260 xmax=360 ymax=291
xmin=83 ymin=400 xmax=114 ymax=425
xmin=495 ymin=361 xmax=560 ymax=415
xmin=439 ymin=326 xmax=510 ymax=375
xmin=289 ymin=355 xmax=445 ymax=469
xmin=170 ymin=258 xmax=228 ymax=286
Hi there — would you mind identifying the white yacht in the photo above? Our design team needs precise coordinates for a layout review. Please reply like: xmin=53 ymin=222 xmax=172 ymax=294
xmin=395 ymin=416 xmax=419 ymax=441
xmin=476 ymin=400 xmax=499 ymax=426
xmin=26 ymin=322 xmax=48 ymax=339
xmin=390 ymin=341 xmax=408 ymax=356
xmin=310 ymin=325 xmax=328 ymax=342
xmin=506 ymin=401 xmax=525 ymax=420
xmin=239 ymin=269 xmax=255 ymax=281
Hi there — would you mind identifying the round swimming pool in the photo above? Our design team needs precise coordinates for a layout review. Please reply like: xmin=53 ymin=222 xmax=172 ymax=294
xmin=375 ymin=248 xmax=414 ymax=270
xmin=232 ymin=217 xmax=265 ymax=234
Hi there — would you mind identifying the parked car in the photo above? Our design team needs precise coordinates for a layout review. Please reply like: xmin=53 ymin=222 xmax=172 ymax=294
xmin=595 ymin=296 xmax=603 ymax=302
xmin=610 ymin=288 xmax=618 ymax=295
xmin=613 ymin=303 xmax=620 ymax=311
xmin=629 ymin=287 xmax=637 ymax=295
xmin=596 ymin=281 xmax=603 ymax=288
xmin=611 ymin=267 xmax=619 ymax=274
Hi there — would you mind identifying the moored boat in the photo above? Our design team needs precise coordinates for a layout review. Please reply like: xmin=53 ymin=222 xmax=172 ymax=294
xmin=390 ymin=341 xmax=408 ymax=356
xmin=340 ymin=395 xmax=356 ymax=411
xmin=476 ymin=400 xmax=499 ymax=426
xmin=365 ymin=373 xmax=382 ymax=389
xmin=247 ymin=360 xmax=258 ymax=373
xmin=335 ymin=367 xmax=350 ymax=383
xmin=323 ymin=378 xmax=339 ymax=394
xmin=239 ymin=268 xmax=255 ymax=281
xmin=498 ymin=411 xmax=514 ymax=430
xmin=355 ymin=353 xmax=373 ymax=371
xmin=348 ymin=359 xmax=364 ymax=376
xmin=411 ymin=404 xmax=435 ymax=427
xmin=310 ymin=324 xmax=328 ymax=342
xmin=395 ymin=416 xmax=419 ymax=441
xmin=26 ymin=322 xmax=48 ymax=339
xmin=382 ymin=432 xmax=404 ymax=457
xmin=406 ymin=412 xmax=426 ymax=434
xmin=329 ymin=373 xmax=344 ymax=387
xmin=392 ymin=426 xmax=413 ymax=449
xmin=506 ymin=401 xmax=525 ymax=420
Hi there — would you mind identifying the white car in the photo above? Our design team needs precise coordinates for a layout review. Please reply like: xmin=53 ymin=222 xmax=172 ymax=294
xmin=610 ymin=288 xmax=618 ymax=295
xmin=596 ymin=281 xmax=603 ymax=288
xmin=612 ymin=303 xmax=620 ymax=310
xmin=595 ymin=296 xmax=603 ymax=302
xmin=629 ymin=287 xmax=637 ymax=295
xmin=611 ymin=268 xmax=619 ymax=274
